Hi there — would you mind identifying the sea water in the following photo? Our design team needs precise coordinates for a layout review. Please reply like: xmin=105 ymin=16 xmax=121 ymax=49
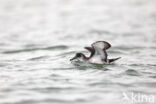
xmin=0 ymin=0 xmax=156 ymax=104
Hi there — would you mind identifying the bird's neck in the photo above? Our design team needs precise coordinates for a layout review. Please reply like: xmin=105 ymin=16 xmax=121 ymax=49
xmin=81 ymin=53 xmax=89 ymax=61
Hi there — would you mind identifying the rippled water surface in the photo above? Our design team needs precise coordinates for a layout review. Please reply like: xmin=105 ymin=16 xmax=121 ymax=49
xmin=0 ymin=0 xmax=156 ymax=104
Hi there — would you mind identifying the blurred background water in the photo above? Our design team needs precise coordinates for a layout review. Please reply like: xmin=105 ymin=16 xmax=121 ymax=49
xmin=0 ymin=0 xmax=156 ymax=104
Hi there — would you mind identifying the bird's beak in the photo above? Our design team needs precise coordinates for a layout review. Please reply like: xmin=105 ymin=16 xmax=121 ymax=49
xmin=70 ymin=56 xmax=77 ymax=61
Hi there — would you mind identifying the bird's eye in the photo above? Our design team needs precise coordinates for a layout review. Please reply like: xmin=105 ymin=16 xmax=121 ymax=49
xmin=76 ymin=53 xmax=81 ymax=57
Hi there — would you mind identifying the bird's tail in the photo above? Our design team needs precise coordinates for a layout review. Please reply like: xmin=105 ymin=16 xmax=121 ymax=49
xmin=109 ymin=57 xmax=121 ymax=63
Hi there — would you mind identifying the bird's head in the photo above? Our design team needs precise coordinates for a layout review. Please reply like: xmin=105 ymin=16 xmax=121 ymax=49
xmin=70 ymin=53 xmax=85 ymax=61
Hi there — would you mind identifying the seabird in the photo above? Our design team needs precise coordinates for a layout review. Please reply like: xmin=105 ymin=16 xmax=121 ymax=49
xmin=70 ymin=41 xmax=121 ymax=64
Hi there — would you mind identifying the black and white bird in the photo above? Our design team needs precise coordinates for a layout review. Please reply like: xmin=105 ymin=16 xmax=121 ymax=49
xmin=70 ymin=41 xmax=121 ymax=64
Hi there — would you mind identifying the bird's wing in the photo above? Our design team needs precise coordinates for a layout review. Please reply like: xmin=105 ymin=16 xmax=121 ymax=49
xmin=91 ymin=41 xmax=111 ymax=50
xmin=91 ymin=41 xmax=111 ymax=60
xmin=84 ymin=47 xmax=95 ymax=58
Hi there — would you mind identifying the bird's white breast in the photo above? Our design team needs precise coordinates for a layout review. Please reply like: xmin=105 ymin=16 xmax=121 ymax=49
xmin=88 ymin=55 xmax=104 ymax=64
